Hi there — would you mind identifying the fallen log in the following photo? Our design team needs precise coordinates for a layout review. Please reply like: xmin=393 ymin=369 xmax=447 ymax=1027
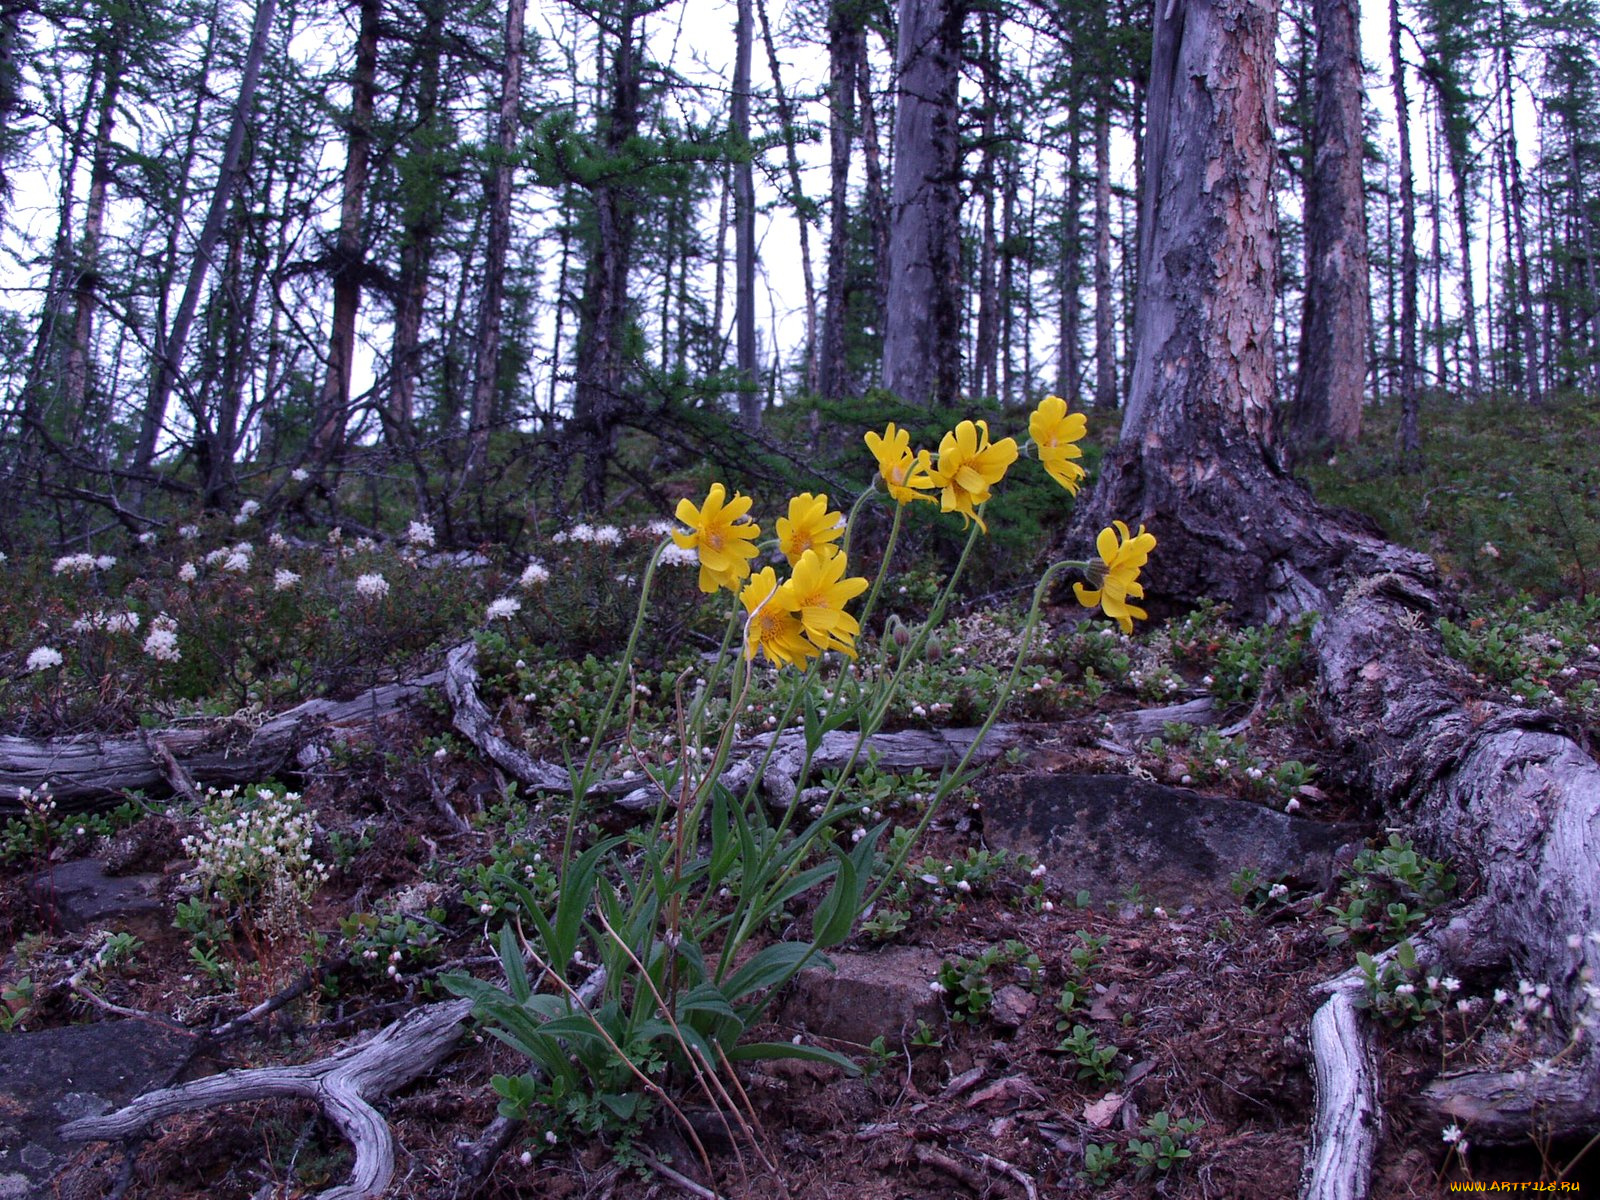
xmin=0 ymin=671 xmax=446 ymax=812
xmin=1287 ymin=553 xmax=1600 ymax=1196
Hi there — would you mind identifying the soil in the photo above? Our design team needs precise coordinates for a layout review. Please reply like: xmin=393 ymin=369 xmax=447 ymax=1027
xmin=0 ymin=673 xmax=1583 ymax=1199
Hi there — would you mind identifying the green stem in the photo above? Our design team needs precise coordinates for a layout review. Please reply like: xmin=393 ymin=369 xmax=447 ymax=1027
xmin=854 ymin=500 xmax=904 ymax=634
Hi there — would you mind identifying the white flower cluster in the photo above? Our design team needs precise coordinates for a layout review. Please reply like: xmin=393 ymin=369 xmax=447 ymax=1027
xmin=552 ymin=523 xmax=621 ymax=546
xmin=178 ymin=562 xmax=198 ymax=582
xmin=143 ymin=615 xmax=180 ymax=662
xmin=405 ymin=520 xmax=436 ymax=548
xmin=72 ymin=610 xmax=141 ymax=634
xmin=268 ymin=531 xmax=288 ymax=551
xmin=138 ymin=531 xmax=158 ymax=545
xmin=659 ymin=543 xmax=697 ymax=567
xmin=204 ymin=542 xmax=254 ymax=572
xmin=179 ymin=524 xmax=201 ymax=540
xmin=52 ymin=553 xmax=115 ymax=575
xmin=486 ymin=596 xmax=521 ymax=621
xmin=182 ymin=786 xmax=330 ymax=939
xmin=234 ymin=499 xmax=260 ymax=525
xmin=26 ymin=646 xmax=63 ymax=672
xmin=273 ymin=568 xmax=301 ymax=592
xmin=518 ymin=560 xmax=550 ymax=588
xmin=291 ymin=467 xmax=310 ymax=482
xmin=355 ymin=572 xmax=389 ymax=599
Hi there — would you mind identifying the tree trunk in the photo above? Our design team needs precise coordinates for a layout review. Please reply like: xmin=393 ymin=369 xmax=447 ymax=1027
xmin=1092 ymin=89 xmax=1117 ymax=411
xmin=1075 ymin=0 xmax=1309 ymax=619
xmin=881 ymin=0 xmax=963 ymax=406
xmin=819 ymin=1 xmax=860 ymax=402
xmin=732 ymin=0 xmax=760 ymax=428
xmin=62 ymin=40 xmax=122 ymax=435
xmin=973 ymin=11 xmax=1000 ymax=401
xmin=757 ymin=0 xmax=818 ymax=394
xmin=1498 ymin=3 xmax=1540 ymax=405
xmin=1059 ymin=122 xmax=1083 ymax=401
xmin=573 ymin=5 xmax=640 ymax=507
xmin=858 ymin=48 xmax=890 ymax=346
xmin=385 ymin=0 xmax=446 ymax=457
xmin=136 ymin=0 xmax=278 ymax=476
xmin=1390 ymin=0 xmax=1422 ymax=466
xmin=466 ymin=0 xmax=525 ymax=475
xmin=1287 ymin=0 xmax=1367 ymax=460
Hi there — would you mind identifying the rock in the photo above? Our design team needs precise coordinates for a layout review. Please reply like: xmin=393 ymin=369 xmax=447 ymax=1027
xmin=28 ymin=859 xmax=165 ymax=935
xmin=989 ymin=984 xmax=1037 ymax=1031
xmin=778 ymin=946 xmax=947 ymax=1048
xmin=982 ymin=773 xmax=1366 ymax=908
xmin=0 ymin=1020 xmax=194 ymax=1197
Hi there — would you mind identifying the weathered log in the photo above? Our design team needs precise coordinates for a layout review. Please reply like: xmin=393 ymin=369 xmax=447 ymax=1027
xmin=0 ymin=671 xmax=446 ymax=812
xmin=443 ymin=641 xmax=569 ymax=790
xmin=1292 ymin=555 xmax=1600 ymax=1196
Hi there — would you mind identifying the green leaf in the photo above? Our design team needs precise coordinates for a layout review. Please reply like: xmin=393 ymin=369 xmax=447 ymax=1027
xmin=722 ymin=941 xmax=828 ymax=1002
xmin=725 ymin=1040 xmax=861 ymax=1075
xmin=498 ymin=923 xmax=531 ymax=1004
xmin=811 ymin=852 xmax=860 ymax=949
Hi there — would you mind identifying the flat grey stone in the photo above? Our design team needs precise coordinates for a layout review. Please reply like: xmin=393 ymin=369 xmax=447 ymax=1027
xmin=778 ymin=946 xmax=947 ymax=1047
xmin=982 ymin=773 xmax=1365 ymax=907
xmin=28 ymin=858 xmax=164 ymax=934
xmin=0 ymin=1020 xmax=193 ymax=1196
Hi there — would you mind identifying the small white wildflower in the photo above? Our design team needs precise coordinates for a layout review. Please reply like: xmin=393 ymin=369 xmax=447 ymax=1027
xmin=1441 ymin=1123 xmax=1465 ymax=1145
xmin=1442 ymin=976 xmax=1461 ymax=993
xmin=519 ymin=560 xmax=551 ymax=588
xmin=1268 ymin=882 xmax=1289 ymax=900
xmin=179 ymin=524 xmax=201 ymax=540
xmin=1041 ymin=900 xmax=1055 ymax=912
xmin=273 ymin=569 xmax=301 ymax=591
xmin=138 ymin=531 xmax=157 ymax=545
xmin=591 ymin=524 xmax=621 ymax=545
xmin=519 ymin=1150 xmax=533 ymax=1166
xmin=1285 ymin=798 xmax=1301 ymax=813
xmin=486 ymin=596 xmax=521 ymax=621
xmin=1153 ymin=906 xmax=1168 ymax=919
xmin=1394 ymin=983 xmax=1416 ymax=996
xmin=405 ymin=519 xmax=436 ymax=548
xmin=929 ymin=980 xmax=946 ymax=994
xmin=26 ymin=646 xmax=63 ymax=672
xmin=223 ymin=550 xmax=251 ymax=572
xmin=1494 ymin=988 xmax=1511 ymax=1005
xmin=291 ymin=467 xmax=309 ymax=482
xmin=955 ymin=879 xmax=972 ymax=894
xmin=1214 ymin=757 xmax=1229 ymax=770
xmin=143 ymin=626 xmax=181 ymax=662
xmin=234 ymin=499 xmax=260 ymax=525
xmin=1029 ymin=864 xmax=1047 ymax=879
xmin=52 ymin=553 xmax=97 ymax=575
xmin=355 ymin=573 xmax=389 ymax=599
xmin=94 ymin=554 xmax=116 ymax=570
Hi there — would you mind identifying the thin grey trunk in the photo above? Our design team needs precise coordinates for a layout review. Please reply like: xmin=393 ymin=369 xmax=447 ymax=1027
xmin=1390 ymin=0 xmax=1421 ymax=465
xmin=881 ymin=0 xmax=963 ymax=406
xmin=63 ymin=41 xmax=123 ymax=436
xmin=857 ymin=49 xmax=890 ymax=342
xmin=757 ymin=0 xmax=818 ymax=393
xmin=137 ymin=0 xmax=277 ymax=475
xmin=468 ymin=0 xmax=526 ymax=473
xmin=312 ymin=0 xmax=380 ymax=468
xmin=733 ymin=0 xmax=759 ymax=428
xmin=1288 ymin=0 xmax=1367 ymax=458
xmin=1498 ymin=5 xmax=1540 ymax=405
xmin=819 ymin=2 xmax=860 ymax=401
xmin=1093 ymin=90 xmax=1116 ymax=411
xmin=1059 ymin=122 xmax=1082 ymax=400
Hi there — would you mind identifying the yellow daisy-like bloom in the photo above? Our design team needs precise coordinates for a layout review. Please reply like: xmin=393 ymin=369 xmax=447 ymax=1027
xmin=776 ymin=492 xmax=845 ymax=567
xmin=1028 ymin=394 xmax=1088 ymax=495
xmin=864 ymin=424 xmax=936 ymax=505
xmin=927 ymin=419 xmax=1018 ymax=532
xmin=1073 ymin=521 xmax=1157 ymax=634
xmin=741 ymin=567 xmax=817 ymax=668
xmin=779 ymin=548 xmax=870 ymax=658
xmin=673 ymin=482 xmax=762 ymax=594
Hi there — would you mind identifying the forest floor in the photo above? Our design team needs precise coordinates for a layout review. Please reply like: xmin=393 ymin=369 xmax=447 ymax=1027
xmin=7 ymin=596 xmax=1598 ymax=1200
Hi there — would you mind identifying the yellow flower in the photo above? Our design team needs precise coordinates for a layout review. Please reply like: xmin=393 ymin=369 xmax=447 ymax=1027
xmin=927 ymin=419 xmax=1018 ymax=532
xmin=1028 ymin=394 xmax=1088 ymax=495
xmin=779 ymin=548 xmax=870 ymax=658
xmin=741 ymin=567 xmax=817 ymax=668
xmin=864 ymin=424 xmax=936 ymax=505
xmin=1073 ymin=521 xmax=1157 ymax=634
xmin=776 ymin=492 xmax=845 ymax=566
xmin=672 ymin=482 xmax=762 ymax=594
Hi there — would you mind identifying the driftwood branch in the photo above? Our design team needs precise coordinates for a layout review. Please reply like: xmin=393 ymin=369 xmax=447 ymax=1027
xmin=61 ymin=997 xmax=474 ymax=1200
xmin=1301 ymin=975 xmax=1380 ymax=1200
